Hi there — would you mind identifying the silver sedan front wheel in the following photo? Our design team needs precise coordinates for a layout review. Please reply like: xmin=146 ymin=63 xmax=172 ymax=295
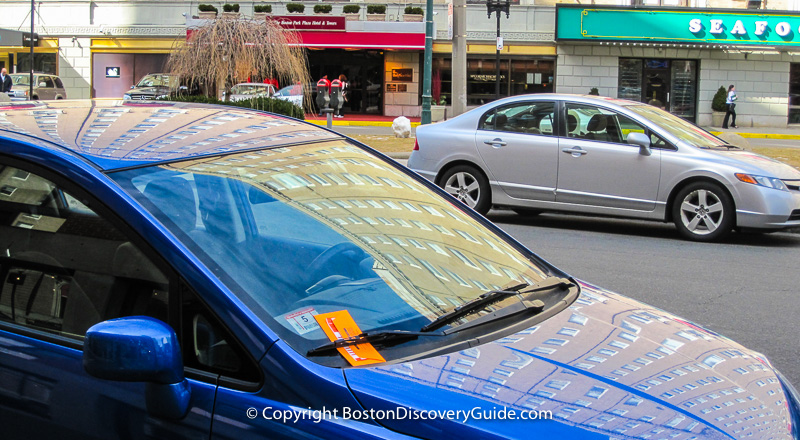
xmin=439 ymin=165 xmax=490 ymax=214
xmin=672 ymin=181 xmax=734 ymax=241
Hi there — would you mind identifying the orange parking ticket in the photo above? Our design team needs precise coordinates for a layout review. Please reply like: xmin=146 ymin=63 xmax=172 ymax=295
xmin=314 ymin=310 xmax=385 ymax=366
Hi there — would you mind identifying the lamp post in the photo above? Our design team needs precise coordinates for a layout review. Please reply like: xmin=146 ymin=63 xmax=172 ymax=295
xmin=421 ymin=0 xmax=434 ymax=124
xmin=486 ymin=0 xmax=509 ymax=99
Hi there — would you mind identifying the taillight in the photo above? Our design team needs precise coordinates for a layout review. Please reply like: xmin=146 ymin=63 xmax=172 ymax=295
xmin=413 ymin=139 xmax=419 ymax=151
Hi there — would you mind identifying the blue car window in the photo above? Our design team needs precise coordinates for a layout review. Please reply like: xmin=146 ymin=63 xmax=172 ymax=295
xmin=112 ymin=140 xmax=553 ymax=364
xmin=0 ymin=164 xmax=169 ymax=340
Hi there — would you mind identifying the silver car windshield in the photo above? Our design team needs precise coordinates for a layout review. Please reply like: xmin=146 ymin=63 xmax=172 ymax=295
xmin=626 ymin=104 xmax=724 ymax=148
xmin=111 ymin=140 xmax=551 ymax=363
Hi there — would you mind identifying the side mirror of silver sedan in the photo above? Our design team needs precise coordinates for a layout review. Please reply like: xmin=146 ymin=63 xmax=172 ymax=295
xmin=627 ymin=132 xmax=652 ymax=156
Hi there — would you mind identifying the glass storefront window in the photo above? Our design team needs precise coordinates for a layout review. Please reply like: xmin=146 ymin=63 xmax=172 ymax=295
xmin=433 ymin=55 xmax=555 ymax=106
xmin=16 ymin=53 xmax=57 ymax=76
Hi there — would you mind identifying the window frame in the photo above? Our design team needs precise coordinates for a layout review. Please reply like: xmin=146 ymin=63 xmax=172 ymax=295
xmin=562 ymin=101 xmax=677 ymax=151
xmin=0 ymin=154 xmax=262 ymax=388
xmin=477 ymin=100 xmax=558 ymax=138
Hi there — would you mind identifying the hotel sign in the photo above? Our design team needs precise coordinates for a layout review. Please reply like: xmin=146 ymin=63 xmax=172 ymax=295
xmin=272 ymin=15 xmax=345 ymax=31
xmin=556 ymin=5 xmax=800 ymax=47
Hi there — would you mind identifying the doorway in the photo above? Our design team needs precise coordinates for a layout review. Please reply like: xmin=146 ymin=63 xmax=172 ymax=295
xmin=618 ymin=58 xmax=698 ymax=122
xmin=306 ymin=49 xmax=384 ymax=114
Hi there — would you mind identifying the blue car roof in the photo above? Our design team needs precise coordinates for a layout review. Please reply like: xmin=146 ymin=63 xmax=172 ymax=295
xmin=0 ymin=100 xmax=341 ymax=171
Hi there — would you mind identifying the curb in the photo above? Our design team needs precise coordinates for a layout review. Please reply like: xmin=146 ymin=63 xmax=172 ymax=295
xmin=706 ymin=131 xmax=800 ymax=140
xmin=305 ymin=119 xmax=421 ymax=128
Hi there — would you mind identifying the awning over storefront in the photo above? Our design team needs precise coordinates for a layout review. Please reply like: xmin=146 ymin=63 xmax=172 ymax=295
xmin=294 ymin=31 xmax=424 ymax=50
xmin=186 ymin=18 xmax=424 ymax=50
xmin=0 ymin=29 xmax=39 ymax=47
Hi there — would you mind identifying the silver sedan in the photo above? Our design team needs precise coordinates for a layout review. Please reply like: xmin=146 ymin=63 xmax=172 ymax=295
xmin=408 ymin=94 xmax=800 ymax=241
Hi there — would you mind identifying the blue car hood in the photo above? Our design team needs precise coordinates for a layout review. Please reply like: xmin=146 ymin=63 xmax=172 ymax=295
xmin=345 ymin=282 xmax=794 ymax=439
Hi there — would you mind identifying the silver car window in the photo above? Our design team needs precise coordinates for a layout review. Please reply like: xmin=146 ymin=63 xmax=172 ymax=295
xmin=480 ymin=101 xmax=556 ymax=136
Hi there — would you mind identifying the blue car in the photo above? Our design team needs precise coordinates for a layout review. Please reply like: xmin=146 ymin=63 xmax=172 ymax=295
xmin=0 ymin=100 xmax=797 ymax=439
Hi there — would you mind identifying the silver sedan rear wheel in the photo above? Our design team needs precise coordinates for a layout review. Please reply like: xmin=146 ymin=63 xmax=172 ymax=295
xmin=672 ymin=181 xmax=734 ymax=242
xmin=439 ymin=165 xmax=490 ymax=214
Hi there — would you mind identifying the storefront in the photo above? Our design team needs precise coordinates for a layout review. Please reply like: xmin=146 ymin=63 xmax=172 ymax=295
xmin=0 ymin=29 xmax=58 ymax=75
xmin=91 ymin=39 xmax=176 ymax=99
xmin=555 ymin=5 xmax=800 ymax=127
xmin=432 ymin=49 xmax=556 ymax=107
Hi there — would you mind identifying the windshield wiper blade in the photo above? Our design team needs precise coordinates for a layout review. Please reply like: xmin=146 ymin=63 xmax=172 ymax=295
xmin=306 ymin=330 xmax=443 ymax=357
xmin=420 ymin=277 xmax=573 ymax=333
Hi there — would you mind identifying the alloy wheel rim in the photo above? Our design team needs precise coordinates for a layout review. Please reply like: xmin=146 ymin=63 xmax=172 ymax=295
xmin=444 ymin=172 xmax=480 ymax=208
xmin=679 ymin=189 xmax=724 ymax=235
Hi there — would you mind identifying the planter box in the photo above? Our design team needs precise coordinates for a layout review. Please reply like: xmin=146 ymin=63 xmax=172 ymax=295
xmin=253 ymin=12 xmax=266 ymax=20
xmin=403 ymin=14 xmax=423 ymax=22
xmin=367 ymin=13 xmax=385 ymax=21
xmin=344 ymin=13 xmax=360 ymax=21
xmin=198 ymin=11 xmax=218 ymax=19
xmin=431 ymin=105 xmax=446 ymax=122
xmin=222 ymin=12 xmax=240 ymax=19
xmin=712 ymin=111 xmax=725 ymax=127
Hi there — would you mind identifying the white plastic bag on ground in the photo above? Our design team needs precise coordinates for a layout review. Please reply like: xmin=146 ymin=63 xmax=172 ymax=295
xmin=392 ymin=116 xmax=411 ymax=138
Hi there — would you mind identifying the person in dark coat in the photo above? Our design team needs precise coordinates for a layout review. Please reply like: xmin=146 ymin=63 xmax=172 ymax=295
xmin=0 ymin=68 xmax=12 ymax=93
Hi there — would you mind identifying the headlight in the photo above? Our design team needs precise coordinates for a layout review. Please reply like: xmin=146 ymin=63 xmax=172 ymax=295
xmin=157 ymin=94 xmax=168 ymax=100
xmin=123 ymin=94 xmax=131 ymax=100
xmin=735 ymin=173 xmax=788 ymax=191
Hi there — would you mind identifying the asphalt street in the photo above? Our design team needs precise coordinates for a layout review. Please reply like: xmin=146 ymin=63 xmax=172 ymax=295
xmin=376 ymin=129 xmax=800 ymax=386
xmin=487 ymin=210 xmax=800 ymax=388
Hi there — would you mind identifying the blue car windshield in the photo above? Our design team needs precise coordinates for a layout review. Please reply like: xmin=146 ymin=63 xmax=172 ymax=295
xmin=111 ymin=141 xmax=550 ymax=363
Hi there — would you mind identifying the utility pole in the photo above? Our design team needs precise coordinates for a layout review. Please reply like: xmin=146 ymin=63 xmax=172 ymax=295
xmin=452 ymin=0 xmax=467 ymax=116
xmin=486 ymin=0 xmax=509 ymax=100
xmin=30 ymin=0 xmax=34 ymax=99
xmin=421 ymin=0 xmax=434 ymax=124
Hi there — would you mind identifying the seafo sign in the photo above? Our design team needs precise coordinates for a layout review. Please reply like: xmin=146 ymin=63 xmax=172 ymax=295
xmin=556 ymin=6 xmax=800 ymax=47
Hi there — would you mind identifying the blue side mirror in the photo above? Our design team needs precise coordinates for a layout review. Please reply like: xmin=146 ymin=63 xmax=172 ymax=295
xmin=83 ymin=316 xmax=191 ymax=419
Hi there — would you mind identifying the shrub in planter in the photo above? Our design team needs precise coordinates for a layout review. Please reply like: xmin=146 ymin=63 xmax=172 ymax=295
xmin=198 ymin=4 xmax=218 ymax=13
xmin=223 ymin=3 xmax=240 ymax=12
xmin=313 ymin=4 xmax=332 ymax=14
xmin=712 ymin=86 xmax=728 ymax=112
xmin=156 ymin=94 xmax=304 ymax=120
xmin=404 ymin=6 xmax=423 ymax=15
xmin=286 ymin=3 xmax=305 ymax=13
xmin=367 ymin=4 xmax=387 ymax=14
xmin=588 ymin=87 xmax=599 ymax=96
xmin=254 ymin=4 xmax=272 ymax=13
xmin=342 ymin=4 xmax=360 ymax=13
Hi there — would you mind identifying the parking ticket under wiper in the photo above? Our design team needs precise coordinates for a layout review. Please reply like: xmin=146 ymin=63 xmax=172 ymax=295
xmin=306 ymin=330 xmax=442 ymax=357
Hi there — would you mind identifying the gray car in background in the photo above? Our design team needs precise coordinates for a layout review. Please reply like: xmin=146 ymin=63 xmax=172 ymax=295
xmin=6 ymin=73 xmax=66 ymax=101
xmin=408 ymin=94 xmax=800 ymax=241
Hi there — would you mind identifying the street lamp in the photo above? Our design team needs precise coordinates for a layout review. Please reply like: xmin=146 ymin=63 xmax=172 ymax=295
xmin=486 ymin=0 xmax=509 ymax=99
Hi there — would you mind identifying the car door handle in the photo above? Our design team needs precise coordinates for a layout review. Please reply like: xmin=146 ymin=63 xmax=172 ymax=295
xmin=562 ymin=147 xmax=588 ymax=156
xmin=484 ymin=138 xmax=507 ymax=147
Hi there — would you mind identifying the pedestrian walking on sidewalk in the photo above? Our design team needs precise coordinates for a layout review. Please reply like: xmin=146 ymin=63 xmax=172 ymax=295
xmin=335 ymin=74 xmax=348 ymax=118
xmin=0 ymin=68 xmax=12 ymax=93
xmin=722 ymin=84 xmax=738 ymax=129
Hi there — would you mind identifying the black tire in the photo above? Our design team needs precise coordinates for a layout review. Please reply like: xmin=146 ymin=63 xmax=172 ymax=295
xmin=671 ymin=181 xmax=734 ymax=242
xmin=439 ymin=165 xmax=491 ymax=214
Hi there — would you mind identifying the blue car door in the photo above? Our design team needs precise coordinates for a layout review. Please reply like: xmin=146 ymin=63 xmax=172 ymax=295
xmin=0 ymin=161 xmax=216 ymax=438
